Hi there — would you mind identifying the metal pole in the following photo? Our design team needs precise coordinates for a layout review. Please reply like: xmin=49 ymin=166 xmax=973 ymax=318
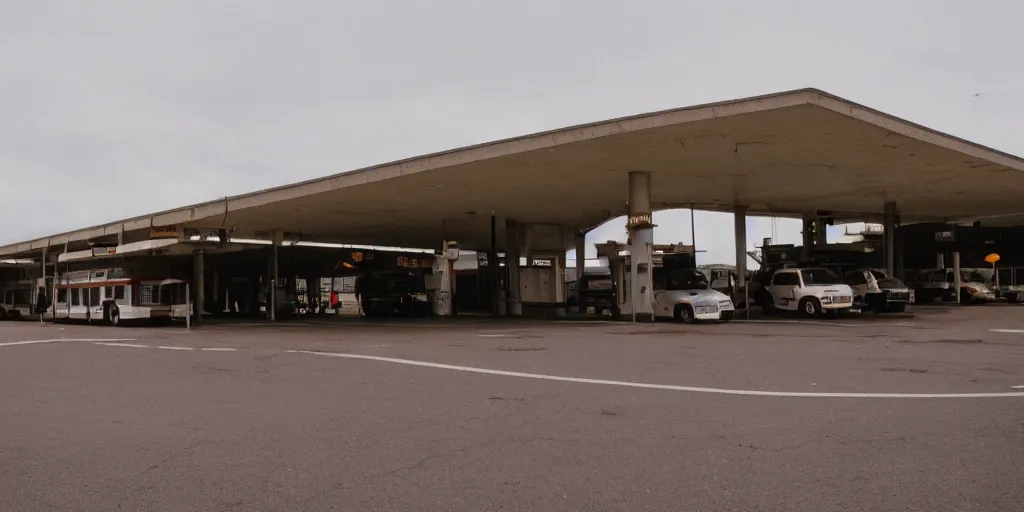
xmin=185 ymin=283 xmax=191 ymax=330
xmin=690 ymin=205 xmax=697 ymax=266
xmin=630 ymin=253 xmax=637 ymax=323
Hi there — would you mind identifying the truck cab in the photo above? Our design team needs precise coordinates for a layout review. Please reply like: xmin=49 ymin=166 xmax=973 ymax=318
xmin=763 ymin=267 xmax=855 ymax=316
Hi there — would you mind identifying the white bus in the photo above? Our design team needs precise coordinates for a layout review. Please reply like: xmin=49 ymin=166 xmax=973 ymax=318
xmin=52 ymin=268 xmax=191 ymax=326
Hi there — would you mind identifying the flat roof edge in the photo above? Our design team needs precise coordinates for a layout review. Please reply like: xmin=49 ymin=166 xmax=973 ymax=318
xmin=807 ymin=90 xmax=1024 ymax=172
xmin=4 ymin=87 xmax=1024 ymax=256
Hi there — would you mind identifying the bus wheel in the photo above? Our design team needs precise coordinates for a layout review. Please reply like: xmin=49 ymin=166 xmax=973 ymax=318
xmin=108 ymin=306 xmax=121 ymax=327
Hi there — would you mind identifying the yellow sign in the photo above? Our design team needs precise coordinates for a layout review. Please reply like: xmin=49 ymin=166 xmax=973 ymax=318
xmin=352 ymin=251 xmax=364 ymax=262
xmin=984 ymin=253 xmax=1000 ymax=264
xmin=150 ymin=226 xmax=179 ymax=239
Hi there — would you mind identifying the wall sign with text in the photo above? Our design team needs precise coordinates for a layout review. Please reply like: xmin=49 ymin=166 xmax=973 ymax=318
xmin=627 ymin=213 xmax=654 ymax=228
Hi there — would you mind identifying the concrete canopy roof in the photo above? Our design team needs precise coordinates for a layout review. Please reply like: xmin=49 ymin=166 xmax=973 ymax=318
xmin=4 ymin=87 xmax=1024 ymax=258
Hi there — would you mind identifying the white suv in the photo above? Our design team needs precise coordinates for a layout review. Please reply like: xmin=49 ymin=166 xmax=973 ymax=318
xmin=651 ymin=268 xmax=735 ymax=323
xmin=764 ymin=268 xmax=855 ymax=316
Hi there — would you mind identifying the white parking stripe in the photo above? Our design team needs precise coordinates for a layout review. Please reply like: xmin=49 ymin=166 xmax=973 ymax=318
xmin=290 ymin=350 xmax=1024 ymax=399
xmin=200 ymin=347 xmax=238 ymax=352
xmin=990 ymin=329 xmax=1024 ymax=333
xmin=157 ymin=346 xmax=195 ymax=351
xmin=0 ymin=338 xmax=136 ymax=347
xmin=95 ymin=342 xmax=148 ymax=348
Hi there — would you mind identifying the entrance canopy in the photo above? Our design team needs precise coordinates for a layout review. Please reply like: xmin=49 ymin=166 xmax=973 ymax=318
xmin=3 ymin=88 xmax=1023 ymax=258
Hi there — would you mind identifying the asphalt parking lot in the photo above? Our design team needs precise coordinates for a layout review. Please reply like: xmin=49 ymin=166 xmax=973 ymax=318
xmin=2 ymin=306 xmax=1023 ymax=511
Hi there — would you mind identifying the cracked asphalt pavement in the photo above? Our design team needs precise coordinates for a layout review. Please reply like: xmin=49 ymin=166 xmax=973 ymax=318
xmin=1 ymin=305 xmax=1023 ymax=511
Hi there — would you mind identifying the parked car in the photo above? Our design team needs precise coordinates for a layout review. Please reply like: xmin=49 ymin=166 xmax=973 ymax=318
xmin=651 ymin=268 xmax=735 ymax=323
xmin=842 ymin=268 xmax=911 ymax=313
xmin=759 ymin=267 xmax=856 ymax=317
xmin=911 ymin=268 xmax=995 ymax=304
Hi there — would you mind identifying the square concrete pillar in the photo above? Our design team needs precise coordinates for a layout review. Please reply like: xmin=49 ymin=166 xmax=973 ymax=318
xmin=814 ymin=218 xmax=827 ymax=247
xmin=270 ymin=230 xmax=283 ymax=321
xmin=193 ymin=250 xmax=205 ymax=324
xmin=801 ymin=213 xmax=814 ymax=262
xmin=734 ymin=206 xmax=747 ymax=309
xmin=953 ymin=252 xmax=961 ymax=304
xmin=574 ymin=232 xmax=586 ymax=283
xmin=555 ymin=252 xmax=567 ymax=317
xmin=883 ymin=202 xmax=897 ymax=276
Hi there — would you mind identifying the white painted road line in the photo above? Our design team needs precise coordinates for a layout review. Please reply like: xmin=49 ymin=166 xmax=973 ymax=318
xmin=95 ymin=342 xmax=148 ymax=348
xmin=0 ymin=338 xmax=137 ymax=347
xmin=734 ymin=319 xmax=864 ymax=328
xmin=158 ymin=346 xmax=195 ymax=351
xmin=200 ymin=347 xmax=238 ymax=352
xmin=990 ymin=329 xmax=1024 ymax=333
xmin=290 ymin=350 xmax=1024 ymax=399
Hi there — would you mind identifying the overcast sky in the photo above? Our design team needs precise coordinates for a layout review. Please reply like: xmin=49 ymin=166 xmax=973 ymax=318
xmin=2 ymin=0 xmax=1022 ymax=264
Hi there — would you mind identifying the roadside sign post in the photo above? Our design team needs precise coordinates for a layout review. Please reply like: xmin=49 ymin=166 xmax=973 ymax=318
xmin=985 ymin=254 xmax=1001 ymax=289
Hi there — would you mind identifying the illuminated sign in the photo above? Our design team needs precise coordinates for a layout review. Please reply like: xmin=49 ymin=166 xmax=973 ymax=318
xmin=397 ymin=256 xmax=434 ymax=269
xmin=984 ymin=253 xmax=1000 ymax=264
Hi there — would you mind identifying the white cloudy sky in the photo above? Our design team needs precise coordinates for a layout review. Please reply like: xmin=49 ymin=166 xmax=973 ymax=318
xmin=2 ymin=0 xmax=1022 ymax=265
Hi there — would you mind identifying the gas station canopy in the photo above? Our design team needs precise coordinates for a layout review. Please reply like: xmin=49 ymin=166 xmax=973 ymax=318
xmin=3 ymin=87 xmax=1024 ymax=257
